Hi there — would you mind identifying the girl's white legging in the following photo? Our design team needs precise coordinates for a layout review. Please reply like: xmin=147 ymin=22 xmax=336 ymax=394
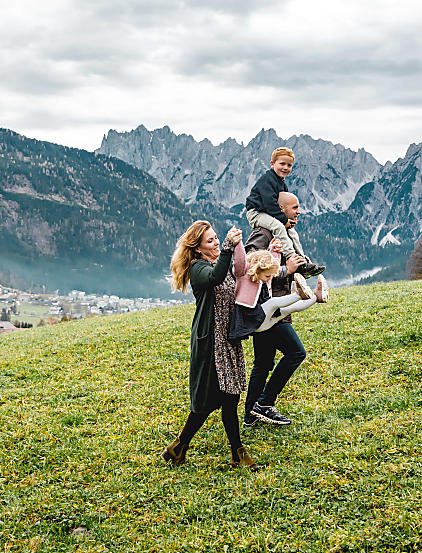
xmin=256 ymin=292 xmax=317 ymax=333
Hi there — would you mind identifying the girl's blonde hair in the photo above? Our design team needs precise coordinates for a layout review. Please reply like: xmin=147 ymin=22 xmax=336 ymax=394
xmin=170 ymin=220 xmax=211 ymax=293
xmin=247 ymin=250 xmax=280 ymax=282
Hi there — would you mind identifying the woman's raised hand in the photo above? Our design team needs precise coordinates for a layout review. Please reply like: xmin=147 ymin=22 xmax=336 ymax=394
xmin=269 ymin=238 xmax=283 ymax=253
xmin=226 ymin=226 xmax=242 ymax=245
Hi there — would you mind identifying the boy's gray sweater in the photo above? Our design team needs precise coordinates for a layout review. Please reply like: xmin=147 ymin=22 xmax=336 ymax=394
xmin=245 ymin=169 xmax=288 ymax=225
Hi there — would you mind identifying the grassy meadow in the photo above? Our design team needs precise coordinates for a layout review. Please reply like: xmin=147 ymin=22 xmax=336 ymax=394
xmin=14 ymin=303 xmax=51 ymax=326
xmin=1 ymin=280 xmax=421 ymax=553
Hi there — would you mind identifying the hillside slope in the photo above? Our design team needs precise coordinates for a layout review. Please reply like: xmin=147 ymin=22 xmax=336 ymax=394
xmin=0 ymin=129 xmax=251 ymax=297
xmin=0 ymin=129 xmax=193 ymax=295
xmin=0 ymin=128 xmax=244 ymax=296
xmin=1 ymin=280 xmax=421 ymax=552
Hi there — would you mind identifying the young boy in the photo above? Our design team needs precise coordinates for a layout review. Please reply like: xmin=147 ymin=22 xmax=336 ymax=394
xmin=245 ymin=147 xmax=325 ymax=278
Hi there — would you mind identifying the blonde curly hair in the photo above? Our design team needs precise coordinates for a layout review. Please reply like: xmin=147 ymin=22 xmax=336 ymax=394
xmin=247 ymin=250 xmax=280 ymax=283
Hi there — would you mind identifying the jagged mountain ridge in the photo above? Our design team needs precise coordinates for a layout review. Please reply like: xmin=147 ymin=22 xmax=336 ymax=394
xmin=97 ymin=125 xmax=381 ymax=215
xmin=97 ymin=123 xmax=422 ymax=280
xmin=358 ymin=142 xmax=422 ymax=248
xmin=1 ymin=126 xmax=421 ymax=295
xmin=297 ymin=142 xmax=422 ymax=278
xmin=316 ymin=141 xmax=422 ymax=247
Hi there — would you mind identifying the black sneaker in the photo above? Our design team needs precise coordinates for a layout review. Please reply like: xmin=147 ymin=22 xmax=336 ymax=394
xmin=243 ymin=413 xmax=259 ymax=428
xmin=250 ymin=402 xmax=292 ymax=425
xmin=297 ymin=262 xmax=326 ymax=279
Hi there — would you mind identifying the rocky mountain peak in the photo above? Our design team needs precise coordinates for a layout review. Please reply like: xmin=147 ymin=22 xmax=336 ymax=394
xmin=405 ymin=142 xmax=422 ymax=158
xmin=347 ymin=139 xmax=422 ymax=249
xmin=97 ymin=124 xmax=381 ymax=214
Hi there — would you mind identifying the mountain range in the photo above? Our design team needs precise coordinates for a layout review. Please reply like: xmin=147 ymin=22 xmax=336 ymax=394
xmin=98 ymin=125 xmax=381 ymax=215
xmin=98 ymin=125 xmax=421 ymax=282
xmin=1 ymin=125 xmax=421 ymax=296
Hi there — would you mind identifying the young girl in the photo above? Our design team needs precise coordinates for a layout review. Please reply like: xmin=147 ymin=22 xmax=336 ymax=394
xmin=228 ymin=241 xmax=328 ymax=342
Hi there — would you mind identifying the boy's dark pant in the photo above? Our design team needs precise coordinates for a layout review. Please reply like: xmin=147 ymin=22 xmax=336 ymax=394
xmin=244 ymin=322 xmax=306 ymax=417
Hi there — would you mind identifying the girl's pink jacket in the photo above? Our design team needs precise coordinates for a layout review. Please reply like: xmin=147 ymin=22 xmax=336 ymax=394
xmin=232 ymin=241 xmax=281 ymax=308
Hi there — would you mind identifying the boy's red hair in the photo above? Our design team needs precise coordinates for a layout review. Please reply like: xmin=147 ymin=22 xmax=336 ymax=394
xmin=271 ymin=147 xmax=295 ymax=163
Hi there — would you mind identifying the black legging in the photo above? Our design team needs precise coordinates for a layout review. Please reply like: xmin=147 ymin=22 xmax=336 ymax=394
xmin=176 ymin=393 xmax=242 ymax=459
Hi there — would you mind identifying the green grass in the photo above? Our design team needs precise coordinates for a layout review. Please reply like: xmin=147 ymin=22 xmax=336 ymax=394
xmin=14 ymin=302 xmax=50 ymax=326
xmin=1 ymin=280 xmax=421 ymax=553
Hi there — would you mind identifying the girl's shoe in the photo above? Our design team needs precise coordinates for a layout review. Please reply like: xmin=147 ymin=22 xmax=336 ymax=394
xmin=294 ymin=273 xmax=313 ymax=300
xmin=161 ymin=438 xmax=189 ymax=465
xmin=314 ymin=275 xmax=329 ymax=303
xmin=231 ymin=447 xmax=262 ymax=471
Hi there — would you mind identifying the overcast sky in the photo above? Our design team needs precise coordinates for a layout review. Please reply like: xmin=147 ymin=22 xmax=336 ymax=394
xmin=1 ymin=0 xmax=421 ymax=164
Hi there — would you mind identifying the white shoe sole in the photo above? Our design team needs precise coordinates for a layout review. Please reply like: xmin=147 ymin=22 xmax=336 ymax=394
xmin=250 ymin=410 xmax=291 ymax=425
xmin=294 ymin=273 xmax=313 ymax=300
xmin=318 ymin=275 xmax=329 ymax=302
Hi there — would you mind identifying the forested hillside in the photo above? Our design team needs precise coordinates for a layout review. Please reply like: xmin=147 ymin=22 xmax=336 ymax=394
xmin=0 ymin=129 xmax=243 ymax=296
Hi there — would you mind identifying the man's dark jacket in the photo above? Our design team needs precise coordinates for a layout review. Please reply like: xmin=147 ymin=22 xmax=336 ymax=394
xmin=245 ymin=169 xmax=288 ymax=225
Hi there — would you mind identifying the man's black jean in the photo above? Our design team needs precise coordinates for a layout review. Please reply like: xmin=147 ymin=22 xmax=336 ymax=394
xmin=244 ymin=322 xmax=306 ymax=418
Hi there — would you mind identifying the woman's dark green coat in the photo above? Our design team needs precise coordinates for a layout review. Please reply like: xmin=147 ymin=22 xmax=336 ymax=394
xmin=189 ymin=249 xmax=233 ymax=413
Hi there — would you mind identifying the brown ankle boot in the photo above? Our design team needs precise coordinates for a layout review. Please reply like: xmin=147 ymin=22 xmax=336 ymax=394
xmin=231 ymin=446 xmax=262 ymax=471
xmin=161 ymin=438 xmax=189 ymax=466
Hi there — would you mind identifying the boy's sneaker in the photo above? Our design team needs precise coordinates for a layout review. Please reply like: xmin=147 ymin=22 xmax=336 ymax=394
xmin=297 ymin=262 xmax=326 ymax=279
xmin=243 ymin=413 xmax=259 ymax=428
xmin=293 ymin=273 xmax=313 ymax=300
xmin=250 ymin=402 xmax=292 ymax=425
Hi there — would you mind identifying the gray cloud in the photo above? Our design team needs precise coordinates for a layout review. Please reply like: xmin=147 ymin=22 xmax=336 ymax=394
xmin=1 ymin=0 xmax=421 ymax=163
xmin=0 ymin=0 xmax=289 ymax=98
xmin=0 ymin=3 xmax=159 ymax=96
xmin=182 ymin=0 xmax=283 ymax=14
xmin=0 ymin=58 xmax=83 ymax=95
xmin=172 ymin=19 xmax=422 ymax=108
xmin=11 ymin=108 xmax=128 ymax=130
xmin=58 ymin=0 xmax=267 ymax=33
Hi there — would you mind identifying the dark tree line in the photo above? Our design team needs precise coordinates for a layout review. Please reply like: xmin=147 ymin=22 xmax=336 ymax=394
xmin=13 ymin=320 xmax=33 ymax=328
xmin=407 ymin=236 xmax=422 ymax=280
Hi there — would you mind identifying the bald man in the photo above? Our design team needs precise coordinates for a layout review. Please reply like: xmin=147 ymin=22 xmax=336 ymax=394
xmin=252 ymin=191 xmax=325 ymax=278
xmin=242 ymin=224 xmax=307 ymax=427
xmin=242 ymin=192 xmax=327 ymax=427
xmin=277 ymin=191 xmax=305 ymax=256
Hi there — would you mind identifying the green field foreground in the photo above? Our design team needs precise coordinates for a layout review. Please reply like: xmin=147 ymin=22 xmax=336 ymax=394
xmin=1 ymin=280 xmax=421 ymax=553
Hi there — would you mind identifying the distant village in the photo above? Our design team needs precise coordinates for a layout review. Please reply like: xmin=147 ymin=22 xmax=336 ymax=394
xmin=0 ymin=283 xmax=187 ymax=333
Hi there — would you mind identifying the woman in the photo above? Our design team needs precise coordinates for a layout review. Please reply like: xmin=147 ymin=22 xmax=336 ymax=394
xmin=161 ymin=220 xmax=260 ymax=470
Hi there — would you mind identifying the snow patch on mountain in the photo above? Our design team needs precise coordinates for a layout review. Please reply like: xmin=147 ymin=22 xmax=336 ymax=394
xmin=379 ymin=226 xmax=401 ymax=247
xmin=371 ymin=223 xmax=384 ymax=245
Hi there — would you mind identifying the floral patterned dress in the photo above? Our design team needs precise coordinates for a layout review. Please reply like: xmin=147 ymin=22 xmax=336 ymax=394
xmin=213 ymin=257 xmax=246 ymax=395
